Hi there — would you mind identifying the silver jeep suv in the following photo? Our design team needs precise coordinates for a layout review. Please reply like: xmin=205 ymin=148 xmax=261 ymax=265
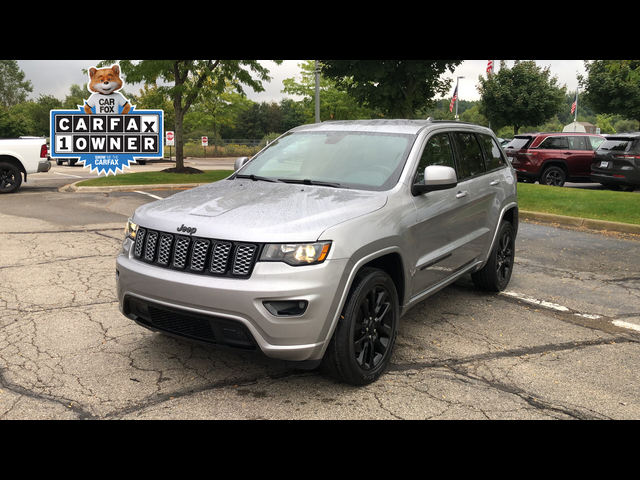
xmin=116 ymin=119 xmax=518 ymax=385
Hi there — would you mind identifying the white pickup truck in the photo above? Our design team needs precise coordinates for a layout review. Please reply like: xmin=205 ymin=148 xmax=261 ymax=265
xmin=0 ymin=137 xmax=51 ymax=193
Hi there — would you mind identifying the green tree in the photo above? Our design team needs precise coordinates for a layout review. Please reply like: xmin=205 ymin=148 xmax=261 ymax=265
xmin=0 ymin=105 xmax=33 ymax=137
xmin=477 ymin=60 xmax=566 ymax=136
xmin=579 ymin=60 xmax=640 ymax=124
xmin=10 ymin=94 xmax=62 ymax=136
xmin=319 ymin=60 xmax=463 ymax=119
xmin=0 ymin=60 xmax=33 ymax=108
xmin=97 ymin=60 xmax=282 ymax=170
xmin=282 ymin=60 xmax=376 ymax=121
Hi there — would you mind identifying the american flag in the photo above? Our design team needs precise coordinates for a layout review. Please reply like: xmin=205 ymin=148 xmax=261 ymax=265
xmin=571 ymin=92 xmax=578 ymax=114
xmin=449 ymin=85 xmax=458 ymax=113
xmin=487 ymin=60 xmax=493 ymax=74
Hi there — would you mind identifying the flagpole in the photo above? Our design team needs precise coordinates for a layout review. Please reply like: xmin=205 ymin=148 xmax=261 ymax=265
xmin=455 ymin=76 xmax=464 ymax=120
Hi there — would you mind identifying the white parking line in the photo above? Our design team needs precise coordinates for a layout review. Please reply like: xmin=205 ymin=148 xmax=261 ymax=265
xmin=501 ymin=291 xmax=572 ymax=313
xmin=612 ymin=320 xmax=640 ymax=332
xmin=501 ymin=291 xmax=640 ymax=333
xmin=53 ymin=172 xmax=84 ymax=179
xmin=134 ymin=191 xmax=163 ymax=200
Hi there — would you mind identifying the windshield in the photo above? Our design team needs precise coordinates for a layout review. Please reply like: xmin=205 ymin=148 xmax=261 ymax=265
xmin=235 ymin=130 xmax=415 ymax=191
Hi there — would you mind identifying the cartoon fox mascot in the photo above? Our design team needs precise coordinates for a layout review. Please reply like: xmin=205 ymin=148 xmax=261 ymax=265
xmin=84 ymin=64 xmax=131 ymax=115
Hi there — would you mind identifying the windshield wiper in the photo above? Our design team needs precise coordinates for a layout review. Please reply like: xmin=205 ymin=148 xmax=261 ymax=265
xmin=235 ymin=174 xmax=280 ymax=183
xmin=278 ymin=178 xmax=345 ymax=188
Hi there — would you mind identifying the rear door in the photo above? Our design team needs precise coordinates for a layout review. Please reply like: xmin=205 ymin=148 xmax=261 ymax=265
xmin=450 ymin=131 xmax=498 ymax=264
xmin=567 ymin=135 xmax=596 ymax=177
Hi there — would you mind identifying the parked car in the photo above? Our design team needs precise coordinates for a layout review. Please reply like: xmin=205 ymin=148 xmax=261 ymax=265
xmin=591 ymin=132 xmax=640 ymax=191
xmin=505 ymin=132 xmax=605 ymax=186
xmin=116 ymin=119 xmax=519 ymax=386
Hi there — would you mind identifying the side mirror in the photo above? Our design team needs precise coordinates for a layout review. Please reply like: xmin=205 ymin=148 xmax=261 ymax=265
xmin=412 ymin=165 xmax=458 ymax=196
xmin=234 ymin=156 xmax=250 ymax=171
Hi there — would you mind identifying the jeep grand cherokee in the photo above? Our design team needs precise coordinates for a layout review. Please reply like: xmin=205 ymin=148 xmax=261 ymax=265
xmin=116 ymin=119 xmax=519 ymax=385
xmin=505 ymin=132 xmax=604 ymax=186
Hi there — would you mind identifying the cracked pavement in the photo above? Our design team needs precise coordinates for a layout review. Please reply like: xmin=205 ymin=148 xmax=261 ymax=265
xmin=2 ymin=177 xmax=640 ymax=419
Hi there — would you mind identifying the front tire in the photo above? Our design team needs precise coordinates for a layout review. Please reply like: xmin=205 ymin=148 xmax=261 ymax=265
xmin=472 ymin=221 xmax=515 ymax=292
xmin=321 ymin=268 xmax=399 ymax=386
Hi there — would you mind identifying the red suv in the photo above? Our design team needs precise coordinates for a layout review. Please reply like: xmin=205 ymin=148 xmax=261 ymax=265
xmin=505 ymin=132 xmax=605 ymax=186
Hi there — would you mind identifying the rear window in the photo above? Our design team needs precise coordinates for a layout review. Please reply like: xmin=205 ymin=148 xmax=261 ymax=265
xmin=505 ymin=137 xmax=532 ymax=150
xmin=598 ymin=138 xmax=636 ymax=152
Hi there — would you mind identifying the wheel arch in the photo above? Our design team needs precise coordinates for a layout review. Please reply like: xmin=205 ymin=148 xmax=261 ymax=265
xmin=0 ymin=155 xmax=27 ymax=180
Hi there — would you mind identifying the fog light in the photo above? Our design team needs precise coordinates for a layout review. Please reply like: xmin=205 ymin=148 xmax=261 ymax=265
xmin=263 ymin=300 xmax=308 ymax=317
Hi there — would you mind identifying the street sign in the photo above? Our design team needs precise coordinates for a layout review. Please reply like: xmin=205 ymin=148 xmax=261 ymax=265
xmin=202 ymin=136 xmax=208 ymax=147
xmin=166 ymin=131 xmax=174 ymax=146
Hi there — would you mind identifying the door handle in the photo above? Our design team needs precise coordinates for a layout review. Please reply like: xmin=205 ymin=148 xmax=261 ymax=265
xmin=490 ymin=180 xmax=500 ymax=186
xmin=456 ymin=191 xmax=469 ymax=199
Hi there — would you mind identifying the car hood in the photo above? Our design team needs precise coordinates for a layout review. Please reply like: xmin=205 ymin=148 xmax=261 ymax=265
xmin=133 ymin=179 xmax=388 ymax=243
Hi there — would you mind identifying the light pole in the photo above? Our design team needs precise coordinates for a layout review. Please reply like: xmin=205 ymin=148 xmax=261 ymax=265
xmin=455 ymin=76 xmax=464 ymax=120
xmin=315 ymin=60 xmax=320 ymax=123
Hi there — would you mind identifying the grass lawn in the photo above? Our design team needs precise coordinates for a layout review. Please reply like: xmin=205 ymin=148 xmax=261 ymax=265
xmin=76 ymin=169 xmax=234 ymax=187
xmin=517 ymin=183 xmax=640 ymax=225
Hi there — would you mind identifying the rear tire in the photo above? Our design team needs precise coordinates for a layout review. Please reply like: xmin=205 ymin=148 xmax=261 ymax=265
xmin=540 ymin=166 xmax=566 ymax=187
xmin=472 ymin=221 xmax=515 ymax=292
xmin=0 ymin=162 xmax=22 ymax=194
xmin=321 ymin=268 xmax=399 ymax=386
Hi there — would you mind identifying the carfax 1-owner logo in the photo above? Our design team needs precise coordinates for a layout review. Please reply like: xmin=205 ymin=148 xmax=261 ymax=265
xmin=49 ymin=64 xmax=163 ymax=176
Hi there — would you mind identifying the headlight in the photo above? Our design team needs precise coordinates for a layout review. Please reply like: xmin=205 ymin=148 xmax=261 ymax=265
xmin=125 ymin=217 xmax=138 ymax=240
xmin=260 ymin=242 xmax=331 ymax=266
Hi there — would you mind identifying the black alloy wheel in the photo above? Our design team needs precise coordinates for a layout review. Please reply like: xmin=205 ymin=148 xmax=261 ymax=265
xmin=494 ymin=225 xmax=514 ymax=287
xmin=472 ymin=221 xmax=515 ymax=292
xmin=321 ymin=268 xmax=399 ymax=386
xmin=0 ymin=163 xmax=21 ymax=194
xmin=541 ymin=166 xmax=566 ymax=187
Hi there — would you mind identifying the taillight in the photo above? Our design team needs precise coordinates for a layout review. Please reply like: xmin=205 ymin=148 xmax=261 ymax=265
xmin=40 ymin=144 xmax=48 ymax=158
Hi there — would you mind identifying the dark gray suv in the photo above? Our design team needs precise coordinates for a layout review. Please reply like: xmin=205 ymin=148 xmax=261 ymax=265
xmin=116 ymin=119 xmax=519 ymax=385
xmin=592 ymin=133 xmax=640 ymax=191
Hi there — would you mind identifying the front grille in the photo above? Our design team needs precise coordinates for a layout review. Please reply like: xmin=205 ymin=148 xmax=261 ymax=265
xmin=133 ymin=227 xmax=260 ymax=278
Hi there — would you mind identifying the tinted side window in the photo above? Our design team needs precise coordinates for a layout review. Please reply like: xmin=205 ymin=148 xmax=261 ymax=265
xmin=589 ymin=136 xmax=605 ymax=150
xmin=568 ymin=136 xmax=588 ymax=150
xmin=478 ymin=134 xmax=506 ymax=171
xmin=539 ymin=136 xmax=568 ymax=149
xmin=414 ymin=133 xmax=456 ymax=184
xmin=451 ymin=132 xmax=486 ymax=180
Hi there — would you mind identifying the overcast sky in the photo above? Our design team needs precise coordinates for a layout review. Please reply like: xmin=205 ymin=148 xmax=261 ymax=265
xmin=16 ymin=60 xmax=588 ymax=105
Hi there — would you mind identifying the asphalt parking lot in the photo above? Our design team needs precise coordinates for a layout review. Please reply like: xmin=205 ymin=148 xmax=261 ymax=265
xmin=1 ymin=160 xmax=640 ymax=419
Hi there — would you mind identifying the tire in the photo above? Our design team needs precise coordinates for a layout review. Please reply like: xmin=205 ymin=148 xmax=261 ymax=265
xmin=540 ymin=166 xmax=566 ymax=187
xmin=472 ymin=221 xmax=515 ymax=292
xmin=0 ymin=162 xmax=22 ymax=194
xmin=321 ymin=268 xmax=399 ymax=386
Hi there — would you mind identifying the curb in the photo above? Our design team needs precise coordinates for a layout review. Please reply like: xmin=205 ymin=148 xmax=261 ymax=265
xmin=520 ymin=210 xmax=640 ymax=236
xmin=61 ymin=181 xmax=640 ymax=237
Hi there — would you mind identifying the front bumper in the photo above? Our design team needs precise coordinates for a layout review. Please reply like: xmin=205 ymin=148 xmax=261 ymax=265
xmin=116 ymin=239 xmax=350 ymax=363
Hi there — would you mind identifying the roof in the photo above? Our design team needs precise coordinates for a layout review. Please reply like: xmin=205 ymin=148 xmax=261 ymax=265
xmin=292 ymin=118 xmax=489 ymax=135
